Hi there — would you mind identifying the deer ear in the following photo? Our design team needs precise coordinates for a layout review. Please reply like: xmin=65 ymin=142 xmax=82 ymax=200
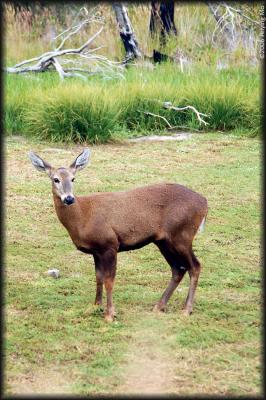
xmin=70 ymin=148 xmax=90 ymax=172
xmin=28 ymin=151 xmax=52 ymax=175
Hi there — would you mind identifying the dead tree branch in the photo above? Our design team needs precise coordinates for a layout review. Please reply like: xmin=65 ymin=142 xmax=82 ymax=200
xmin=163 ymin=101 xmax=209 ymax=126
xmin=140 ymin=110 xmax=173 ymax=128
xmin=5 ymin=27 xmax=104 ymax=77
xmin=208 ymin=2 xmax=236 ymax=49
xmin=144 ymin=99 xmax=209 ymax=126
xmin=208 ymin=2 xmax=260 ymax=51
xmin=219 ymin=3 xmax=260 ymax=26
xmin=139 ymin=99 xmax=209 ymax=131
xmin=52 ymin=7 xmax=104 ymax=52
xmin=5 ymin=9 xmax=124 ymax=80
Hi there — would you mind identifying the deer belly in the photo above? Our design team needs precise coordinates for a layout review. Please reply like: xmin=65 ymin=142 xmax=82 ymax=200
xmin=118 ymin=236 xmax=153 ymax=252
xmin=116 ymin=223 xmax=158 ymax=252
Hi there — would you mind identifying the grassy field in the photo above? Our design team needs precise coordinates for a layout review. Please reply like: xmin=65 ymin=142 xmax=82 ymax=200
xmin=5 ymin=133 xmax=261 ymax=395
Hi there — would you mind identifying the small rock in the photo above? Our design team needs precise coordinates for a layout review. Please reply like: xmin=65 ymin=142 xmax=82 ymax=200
xmin=47 ymin=269 xmax=60 ymax=279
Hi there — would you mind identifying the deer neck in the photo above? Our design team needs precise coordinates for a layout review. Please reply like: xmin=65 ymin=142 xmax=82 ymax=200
xmin=52 ymin=193 xmax=85 ymax=241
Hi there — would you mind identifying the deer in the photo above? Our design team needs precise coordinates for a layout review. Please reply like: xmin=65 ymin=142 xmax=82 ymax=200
xmin=29 ymin=148 xmax=208 ymax=322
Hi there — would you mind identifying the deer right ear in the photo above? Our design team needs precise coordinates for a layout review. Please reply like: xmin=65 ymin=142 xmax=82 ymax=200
xmin=70 ymin=148 xmax=90 ymax=172
xmin=28 ymin=151 xmax=52 ymax=175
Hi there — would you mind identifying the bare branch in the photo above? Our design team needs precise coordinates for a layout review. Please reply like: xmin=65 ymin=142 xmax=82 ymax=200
xmin=144 ymin=99 xmax=209 ymax=126
xmin=51 ymin=57 xmax=65 ymax=80
xmin=52 ymin=58 xmax=88 ymax=81
xmin=138 ymin=110 xmax=204 ymax=132
xmin=6 ymin=59 xmax=53 ymax=74
xmin=5 ymin=27 xmax=111 ymax=77
xmin=140 ymin=111 xmax=173 ymax=128
xmin=64 ymin=67 xmax=96 ymax=75
xmin=54 ymin=16 xmax=104 ymax=52
xmin=73 ymin=26 xmax=104 ymax=53
xmin=163 ymin=102 xmax=209 ymax=126
xmin=5 ymin=7 xmax=123 ymax=81
xmin=12 ymin=51 xmax=56 ymax=69
xmin=84 ymin=45 xmax=106 ymax=54
xmin=221 ymin=3 xmax=260 ymax=26
xmin=208 ymin=2 xmax=236 ymax=48
xmin=53 ymin=6 xmax=104 ymax=44
xmin=208 ymin=2 xmax=260 ymax=51
xmin=55 ymin=19 xmax=92 ymax=52
xmin=7 ymin=26 xmax=103 ymax=73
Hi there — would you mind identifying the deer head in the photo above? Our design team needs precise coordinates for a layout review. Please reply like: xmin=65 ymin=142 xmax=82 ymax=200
xmin=28 ymin=148 xmax=90 ymax=205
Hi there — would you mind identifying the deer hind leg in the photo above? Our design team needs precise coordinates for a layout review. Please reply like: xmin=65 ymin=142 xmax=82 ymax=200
xmin=153 ymin=241 xmax=187 ymax=312
xmin=182 ymin=251 xmax=201 ymax=316
xmin=93 ymin=249 xmax=117 ymax=322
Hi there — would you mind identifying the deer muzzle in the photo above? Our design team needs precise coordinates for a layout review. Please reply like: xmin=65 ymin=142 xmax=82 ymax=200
xmin=63 ymin=195 xmax=75 ymax=205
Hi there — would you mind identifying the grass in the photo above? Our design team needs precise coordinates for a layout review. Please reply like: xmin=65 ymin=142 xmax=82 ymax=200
xmin=4 ymin=64 xmax=261 ymax=142
xmin=5 ymin=133 xmax=261 ymax=395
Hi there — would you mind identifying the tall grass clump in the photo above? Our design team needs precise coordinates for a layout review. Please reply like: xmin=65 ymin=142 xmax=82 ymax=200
xmin=5 ymin=102 xmax=25 ymax=135
xmin=4 ymin=64 xmax=261 ymax=142
xmin=24 ymin=85 xmax=124 ymax=143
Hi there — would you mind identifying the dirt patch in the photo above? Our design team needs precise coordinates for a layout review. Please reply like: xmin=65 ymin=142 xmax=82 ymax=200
xmin=119 ymin=347 xmax=174 ymax=394
xmin=117 ymin=313 xmax=176 ymax=395
xmin=128 ymin=133 xmax=192 ymax=143
xmin=5 ymin=306 xmax=27 ymax=319
xmin=7 ymin=368 xmax=73 ymax=395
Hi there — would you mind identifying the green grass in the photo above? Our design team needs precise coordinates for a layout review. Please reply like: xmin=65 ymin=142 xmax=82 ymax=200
xmin=4 ymin=64 xmax=261 ymax=142
xmin=5 ymin=133 xmax=261 ymax=395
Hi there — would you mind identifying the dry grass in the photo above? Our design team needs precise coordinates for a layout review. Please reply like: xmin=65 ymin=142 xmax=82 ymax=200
xmin=4 ymin=3 xmax=260 ymax=66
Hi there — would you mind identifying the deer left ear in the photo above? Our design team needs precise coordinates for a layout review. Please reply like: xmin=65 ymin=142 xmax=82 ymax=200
xmin=28 ymin=151 xmax=52 ymax=175
xmin=70 ymin=148 xmax=90 ymax=172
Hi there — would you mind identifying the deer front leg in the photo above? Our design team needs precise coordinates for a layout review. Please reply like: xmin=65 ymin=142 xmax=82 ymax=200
xmin=94 ymin=268 xmax=103 ymax=306
xmin=93 ymin=248 xmax=117 ymax=322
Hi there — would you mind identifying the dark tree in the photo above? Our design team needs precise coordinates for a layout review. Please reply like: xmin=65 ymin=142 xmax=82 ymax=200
xmin=150 ymin=0 xmax=177 ymax=45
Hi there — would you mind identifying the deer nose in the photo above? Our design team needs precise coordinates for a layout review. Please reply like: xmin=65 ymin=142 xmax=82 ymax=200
xmin=64 ymin=195 xmax=75 ymax=205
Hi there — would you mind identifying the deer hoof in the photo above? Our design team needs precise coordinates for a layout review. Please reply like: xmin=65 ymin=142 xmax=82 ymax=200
xmin=104 ymin=314 xmax=114 ymax=323
xmin=181 ymin=308 xmax=192 ymax=317
xmin=153 ymin=304 xmax=166 ymax=312
xmin=94 ymin=303 xmax=104 ymax=312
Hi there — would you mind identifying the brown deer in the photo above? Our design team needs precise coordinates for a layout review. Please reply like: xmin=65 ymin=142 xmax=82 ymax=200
xmin=29 ymin=148 xmax=208 ymax=322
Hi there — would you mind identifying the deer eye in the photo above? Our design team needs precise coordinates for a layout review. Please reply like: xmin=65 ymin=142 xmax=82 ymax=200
xmin=54 ymin=178 xmax=60 ymax=183
xmin=72 ymin=178 xmax=75 ymax=182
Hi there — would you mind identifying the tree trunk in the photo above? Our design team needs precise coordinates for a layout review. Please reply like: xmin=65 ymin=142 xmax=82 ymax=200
xmin=149 ymin=0 xmax=177 ymax=45
xmin=112 ymin=2 xmax=141 ymax=63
